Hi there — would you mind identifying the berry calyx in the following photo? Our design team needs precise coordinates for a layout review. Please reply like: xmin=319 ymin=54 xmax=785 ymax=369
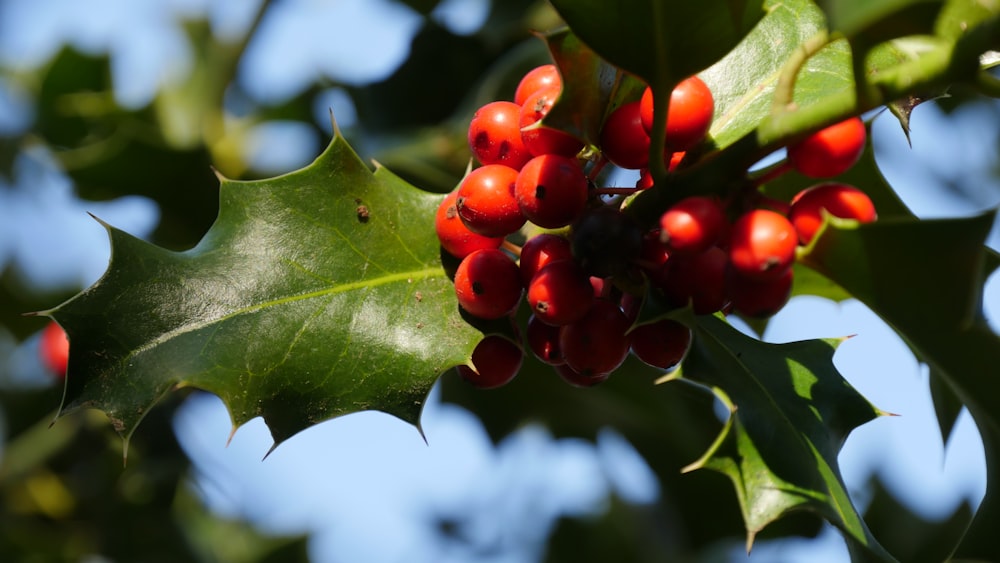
xmin=454 ymin=248 xmax=523 ymax=320
xmin=728 ymin=209 xmax=798 ymax=280
xmin=629 ymin=319 xmax=691 ymax=370
xmin=786 ymin=117 xmax=866 ymax=179
xmin=515 ymin=154 xmax=588 ymax=229
xmin=457 ymin=335 xmax=523 ymax=389
xmin=559 ymin=299 xmax=632 ymax=377
xmin=658 ymin=195 xmax=727 ymax=255
xmin=468 ymin=101 xmax=533 ymax=170
xmin=514 ymin=64 xmax=562 ymax=106
xmin=527 ymin=259 xmax=594 ymax=326
xmin=39 ymin=321 xmax=69 ymax=377
xmin=639 ymin=76 xmax=715 ymax=152
xmin=788 ymin=182 xmax=877 ymax=245
xmin=599 ymin=101 xmax=651 ymax=170
xmin=435 ymin=191 xmax=504 ymax=259
xmin=456 ymin=164 xmax=525 ymax=237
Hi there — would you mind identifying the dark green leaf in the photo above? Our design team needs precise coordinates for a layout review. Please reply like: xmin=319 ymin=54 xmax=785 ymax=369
xmin=817 ymin=0 xmax=944 ymax=42
xmin=49 ymin=133 xmax=483 ymax=448
xmin=670 ymin=314 xmax=892 ymax=558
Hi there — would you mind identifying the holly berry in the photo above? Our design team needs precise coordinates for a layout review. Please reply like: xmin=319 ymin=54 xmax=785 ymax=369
xmin=729 ymin=267 xmax=794 ymax=318
xmin=456 ymin=164 xmax=525 ymax=237
xmin=515 ymin=154 xmax=588 ymax=228
xmin=527 ymin=259 xmax=594 ymax=326
xmin=599 ymin=101 xmax=650 ymax=170
xmin=435 ymin=191 xmax=504 ymax=259
xmin=639 ymin=76 xmax=714 ymax=152
xmin=659 ymin=195 xmax=727 ymax=255
xmin=786 ymin=117 xmax=866 ymax=178
xmin=629 ymin=319 xmax=691 ymax=370
xmin=39 ymin=320 xmax=69 ymax=377
xmin=519 ymin=87 xmax=584 ymax=157
xmin=728 ymin=209 xmax=798 ymax=280
xmin=660 ymin=246 xmax=730 ymax=314
xmin=468 ymin=101 xmax=533 ymax=170
xmin=553 ymin=363 xmax=610 ymax=388
xmin=571 ymin=206 xmax=643 ymax=278
xmin=559 ymin=299 xmax=632 ymax=377
xmin=526 ymin=314 xmax=565 ymax=365
xmin=518 ymin=233 xmax=573 ymax=286
xmin=514 ymin=64 xmax=562 ymax=106
xmin=454 ymin=248 xmax=523 ymax=320
xmin=457 ymin=335 xmax=523 ymax=389
xmin=788 ymin=182 xmax=877 ymax=245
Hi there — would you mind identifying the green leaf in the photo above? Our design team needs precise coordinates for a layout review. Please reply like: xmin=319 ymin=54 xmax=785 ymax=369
xmin=547 ymin=1 xmax=766 ymax=91
xmin=542 ymin=28 xmax=646 ymax=147
xmin=817 ymin=0 xmax=944 ymax=41
xmin=801 ymin=212 xmax=1000 ymax=561
xmin=670 ymin=314 xmax=892 ymax=559
xmin=48 ymin=132 xmax=483 ymax=449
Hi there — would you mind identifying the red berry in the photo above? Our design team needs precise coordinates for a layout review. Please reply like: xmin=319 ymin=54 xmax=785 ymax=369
xmin=454 ymin=249 xmax=523 ymax=320
xmin=468 ymin=101 xmax=533 ymax=170
xmin=559 ymin=300 xmax=632 ymax=377
xmin=435 ymin=191 xmax=504 ymax=259
xmin=514 ymin=64 xmax=562 ymax=106
xmin=660 ymin=246 xmax=730 ymax=314
xmin=456 ymin=164 xmax=525 ymax=237
xmin=39 ymin=321 xmax=69 ymax=377
xmin=599 ymin=101 xmax=650 ymax=170
xmin=457 ymin=335 xmax=523 ymax=389
xmin=520 ymin=87 xmax=584 ymax=158
xmin=518 ymin=233 xmax=573 ymax=286
xmin=787 ymin=117 xmax=866 ymax=178
xmin=639 ymin=76 xmax=714 ymax=151
xmin=553 ymin=363 xmax=610 ymax=388
xmin=788 ymin=182 xmax=877 ymax=245
xmin=728 ymin=209 xmax=798 ymax=281
xmin=526 ymin=314 xmax=565 ymax=365
xmin=659 ymin=195 xmax=727 ymax=255
xmin=636 ymin=168 xmax=654 ymax=190
xmin=629 ymin=319 xmax=691 ymax=370
xmin=729 ymin=267 xmax=794 ymax=318
xmin=527 ymin=259 xmax=594 ymax=326
xmin=515 ymin=154 xmax=588 ymax=228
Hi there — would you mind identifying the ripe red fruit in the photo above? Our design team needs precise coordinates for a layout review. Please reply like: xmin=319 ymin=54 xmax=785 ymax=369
xmin=788 ymin=182 xmax=877 ymax=245
xmin=660 ymin=246 xmax=730 ymax=314
xmin=514 ymin=64 xmax=562 ymax=106
xmin=659 ymin=196 xmax=727 ymax=255
xmin=526 ymin=314 xmax=565 ymax=365
xmin=728 ymin=209 xmax=798 ymax=280
xmin=559 ymin=299 xmax=632 ymax=377
xmin=553 ymin=363 xmax=610 ymax=388
xmin=455 ymin=164 xmax=525 ymax=237
xmin=435 ymin=191 xmax=504 ymax=259
xmin=515 ymin=154 xmax=588 ymax=228
xmin=39 ymin=321 xmax=69 ymax=377
xmin=729 ymin=267 xmax=794 ymax=318
xmin=786 ymin=117 xmax=866 ymax=178
xmin=454 ymin=249 xmax=523 ymax=319
xmin=599 ymin=101 xmax=650 ymax=170
xmin=457 ymin=335 xmax=523 ymax=389
xmin=639 ymin=76 xmax=714 ymax=151
xmin=519 ymin=87 xmax=584 ymax=157
xmin=467 ymin=101 xmax=533 ymax=170
xmin=518 ymin=233 xmax=573 ymax=286
xmin=629 ymin=319 xmax=691 ymax=370
xmin=527 ymin=259 xmax=594 ymax=326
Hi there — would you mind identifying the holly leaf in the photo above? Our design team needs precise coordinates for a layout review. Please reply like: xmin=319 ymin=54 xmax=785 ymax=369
xmin=46 ymin=131 xmax=483 ymax=450
xmin=669 ymin=314 xmax=893 ymax=559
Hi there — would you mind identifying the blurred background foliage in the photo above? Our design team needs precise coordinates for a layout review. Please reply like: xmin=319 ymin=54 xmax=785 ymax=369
xmin=0 ymin=0 xmax=995 ymax=561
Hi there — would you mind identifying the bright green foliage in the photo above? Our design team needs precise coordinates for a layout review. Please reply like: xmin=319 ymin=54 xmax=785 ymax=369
xmin=49 ymin=132 xmax=482 ymax=448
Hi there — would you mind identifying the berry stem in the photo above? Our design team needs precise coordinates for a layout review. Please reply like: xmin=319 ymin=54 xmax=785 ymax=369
xmin=593 ymin=187 xmax=640 ymax=196
xmin=749 ymin=160 xmax=793 ymax=186
xmin=586 ymin=155 xmax=609 ymax=183
xmin=501 ymin=239 xmax=523 ymax=257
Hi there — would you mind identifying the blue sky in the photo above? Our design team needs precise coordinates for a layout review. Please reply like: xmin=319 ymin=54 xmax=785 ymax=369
xmin=0 ymin=1 xmax=997 ymax=561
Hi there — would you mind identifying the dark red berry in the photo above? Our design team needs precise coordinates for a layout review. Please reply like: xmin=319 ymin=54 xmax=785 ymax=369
xmin=520 ymin=87 xmax=584 ymax=158
xmin=435 ymin=191 xmax=504 ymax=259
xmin=515 ymin=154 xmax=588 ymax=228
xmin=468 ymin=101 xmax=533 ymax=170
xmin=599 ymin=101 xmax=650 ymax=170
xmin=527 ymin=314 xmax=565 ymax=365
xmin=454 ymin=249 xmax=523 ymax=319
xmin=630 ymin=319 xmax=691 ymax=370
xmin=788 ymin=182 xmax=877 ymax=245
xmin=457 ymin=335 xmax=523 ymax=389
xmin=527 ymin=259 xmax=594 ymax=326
xmin=659 ymin=196 xmax=727 ymax=256
xmin=455 ymin=164 xmax=525 ymax=237
xmin=518 ymin=233 xmax=573 ymax=286
xmin=559 ymin=299 xmax=632 ymax=377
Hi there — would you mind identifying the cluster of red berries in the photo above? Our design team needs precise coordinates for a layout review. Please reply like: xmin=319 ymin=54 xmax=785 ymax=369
xmin=435 ymin=62 xmax=877 ymax=390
